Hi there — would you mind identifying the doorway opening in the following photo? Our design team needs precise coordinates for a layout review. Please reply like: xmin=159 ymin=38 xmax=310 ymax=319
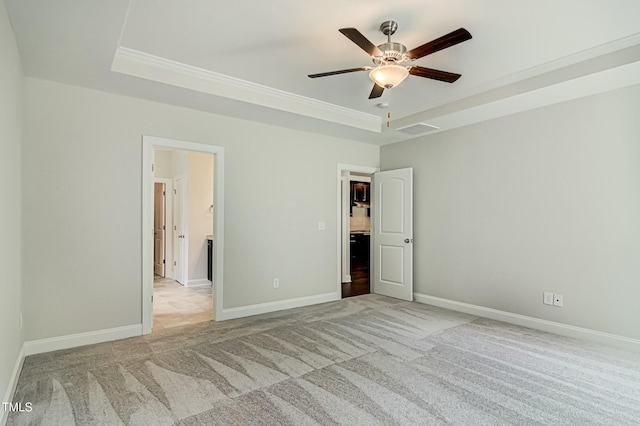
xmin=143 ymin=136 xmax=225 ymax=335
xmin=343 ymin=173 xmax=372 ymax=298
xmin=151 ymin=149 xmax=214 ymax=331
xmin=337 ymin=164 xmax=378 ymax=299
xmin=336 ymin=164 xmax=414 ymax=302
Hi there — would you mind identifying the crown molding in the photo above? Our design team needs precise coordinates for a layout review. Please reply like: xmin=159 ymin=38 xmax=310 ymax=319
xmin=112 ymin=47 xmax=381 ymax=132
xmin=462 ymin=32 xmax=640 ymax=102
xmin=399 ymin=32 xmax=640 ymax=123
xmin=390 ymin=33 xmax=640 ymax=134
xmin=420 ymin=60 xmax=640 ymax=136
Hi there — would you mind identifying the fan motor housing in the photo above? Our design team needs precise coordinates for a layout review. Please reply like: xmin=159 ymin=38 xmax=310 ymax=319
xmin=373 ymin=42 xmax=408 ymax=65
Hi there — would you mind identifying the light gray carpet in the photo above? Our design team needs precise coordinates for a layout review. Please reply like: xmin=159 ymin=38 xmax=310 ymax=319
xmin=8 ymin=295 xmax=640 ymax=425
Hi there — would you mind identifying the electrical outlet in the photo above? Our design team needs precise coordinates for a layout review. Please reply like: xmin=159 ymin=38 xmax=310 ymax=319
xmin=543 ymin=292 xmax=554 ymax=305
xmin=554 ymin=294 xmax=563 ymax=307
xmin=273 ymin=278 xmax=279 ymax=289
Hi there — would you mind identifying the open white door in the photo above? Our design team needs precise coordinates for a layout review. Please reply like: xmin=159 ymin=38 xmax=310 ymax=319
xmin=173 ymin=176 xmax=187 ymax=285
xmin=153 ymin=183 xmax=166 ymax=276
xmin=372 ymin=168 xmax=413 ymax=301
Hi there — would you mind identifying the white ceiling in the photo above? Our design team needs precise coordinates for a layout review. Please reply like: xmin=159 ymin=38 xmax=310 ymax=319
xmin=5 ymin=0 xmax=640 ymax=144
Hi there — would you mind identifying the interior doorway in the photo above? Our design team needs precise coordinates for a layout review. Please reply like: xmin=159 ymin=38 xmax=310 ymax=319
xmin=152 ymin=149 xmax=214 ymax=331
xmin=337 ymin=164 xmax=379 ymax=299
xmin=142 ymin=136 xmax=225 ymax=335
xmin=337 ymin=164 xmax=414 ymax=302
xmin=342 ymin=173 xmax=372 ymax=298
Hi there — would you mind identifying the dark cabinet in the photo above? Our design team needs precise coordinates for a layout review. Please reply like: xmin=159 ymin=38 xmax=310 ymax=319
xmin=351 ymin=182 xmax=370 ymax=205
xmin=350 ymin=233 xmax=370 ymax=269
xmin=344 ymin=233 xmax=370 ymax=298
xmin=207 ymin=239 xmax=212 ymax=282
xmin=350 ymin=181 xmax=371 ymax=216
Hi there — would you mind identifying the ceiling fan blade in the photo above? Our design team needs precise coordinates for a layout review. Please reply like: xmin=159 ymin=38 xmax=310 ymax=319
xmin=406 ymin=28 xmax=472 ymax=60
xmin=308 ymin=67 xmax=370 ymax=78
xmin=369 ymin=84 xmax=384 ymax=99
xmin=409 ymin=66 xmax=461 ymax=83
xmin=339 ymin=28 xmax=383 ymax=57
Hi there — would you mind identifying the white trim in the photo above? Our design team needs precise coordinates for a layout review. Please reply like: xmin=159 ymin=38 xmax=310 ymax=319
xmin=336 ymin=164 xmax=379 ymax=297
xmin=418 ymin=60 xmax=640 ymax=138
xmin=113 ymin=47 xmax=381 ymax=133
xmin=391 ymin=37 xmax=640 ymax=138
xmin=186 ymin=279 xmax=212 ymax=287
xmin=414 ymin=293 xmax=640 ymax=353
xmin=23 ymin=325 xmax=142 ymax=356
xmin=340 ymin=172 xmax=350 ymax=283
xmin=218 ymin=292 xmax=340 ymax=321
xmin=1 ymin=344 xmax=25 ymax=425
xmin=143 ymin=135 xmax=225 ymax=334
xmin=448 ymin=32 xmax=640 ymax=105
xmin=349 ymin=175 xmax=372 ymax=183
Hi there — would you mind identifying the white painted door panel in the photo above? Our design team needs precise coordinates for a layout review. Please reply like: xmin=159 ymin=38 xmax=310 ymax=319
xmin=173 ymin=177 xmax=187 ymax=285
xmin=373 ymin=168 xmax=413 ymax=301
xmin=153 ymin=182 xmax=166 ymax=277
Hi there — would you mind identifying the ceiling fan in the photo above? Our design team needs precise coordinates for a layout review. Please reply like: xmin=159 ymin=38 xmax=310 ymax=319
xmin=308 ymin=21 xmax=472 ymax=99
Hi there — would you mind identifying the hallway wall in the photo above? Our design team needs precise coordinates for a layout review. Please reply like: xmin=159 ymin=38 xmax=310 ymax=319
xmin=187 ymin=152 xmax=214 ymax=283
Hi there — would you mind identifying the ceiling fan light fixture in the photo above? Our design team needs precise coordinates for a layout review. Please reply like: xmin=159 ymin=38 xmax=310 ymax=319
xmin=369 ymin=64 xmax=409 ymax=89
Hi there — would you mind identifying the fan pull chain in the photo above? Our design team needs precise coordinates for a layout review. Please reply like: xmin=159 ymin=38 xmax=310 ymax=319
xmin=385 ymin=90 xmax=393 ymax=128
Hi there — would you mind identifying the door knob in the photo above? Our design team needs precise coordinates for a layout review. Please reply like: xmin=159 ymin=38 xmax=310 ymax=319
xmin=404 ymin=238 xmax=413 ymax=243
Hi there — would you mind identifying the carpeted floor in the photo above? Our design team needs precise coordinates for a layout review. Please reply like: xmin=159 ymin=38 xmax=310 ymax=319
xmin=8 ymin=295 xmax=640 ymax=425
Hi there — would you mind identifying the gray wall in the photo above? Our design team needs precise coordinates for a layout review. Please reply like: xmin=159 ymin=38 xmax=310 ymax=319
xmin=21 ymin=78 xmax=379 ymax=341
xmin=381 ymin=84 xmax=640 ymax=339
xmin=0 ymin=0 xmax=23 ymax=405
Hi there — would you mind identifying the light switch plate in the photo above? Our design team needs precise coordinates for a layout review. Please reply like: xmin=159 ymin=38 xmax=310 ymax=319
xmin=543 ymin=292 xmax=554 ymax=305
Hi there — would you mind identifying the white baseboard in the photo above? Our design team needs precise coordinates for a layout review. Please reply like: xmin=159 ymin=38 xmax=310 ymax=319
xmin=186 ymin=279 xmax=211 ymax=288
xmin=1 ymin=344 xmax=25 ymax=426
xmin=218 ymin=292 xmax=340 ymax=321
xmin=24 ymin=324 xmax=143 ymax=356
xmin=414 ymin=293 xmax=640 ymax=353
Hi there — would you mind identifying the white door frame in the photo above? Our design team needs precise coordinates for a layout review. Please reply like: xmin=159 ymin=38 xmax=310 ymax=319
xmin=336 ymin=163 xmax=379 ymax=297
xmin=143 ymin=136 xmax=225 ymax=334
xmin=154 ymin=177 xmax=173 ymax=279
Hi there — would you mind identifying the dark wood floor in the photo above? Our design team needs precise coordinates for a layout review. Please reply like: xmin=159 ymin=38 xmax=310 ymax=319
xmin=342 ymin=263 xmax=370 ymax=298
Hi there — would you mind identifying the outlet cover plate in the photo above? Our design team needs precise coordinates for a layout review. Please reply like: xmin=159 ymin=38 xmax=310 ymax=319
xmin=554 ymin=294 xmax=563 ymax=307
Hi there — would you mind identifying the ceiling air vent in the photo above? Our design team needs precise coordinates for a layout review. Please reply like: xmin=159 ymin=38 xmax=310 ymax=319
xmin=395 ymin=122 xmax=439 ymax=135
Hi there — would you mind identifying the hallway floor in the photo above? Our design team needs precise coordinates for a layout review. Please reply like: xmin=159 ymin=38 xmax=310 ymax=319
xmin=153 ymin=276 xmax=212 ymax=331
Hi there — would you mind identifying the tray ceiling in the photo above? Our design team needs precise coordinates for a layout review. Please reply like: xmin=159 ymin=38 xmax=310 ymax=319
xmin=6 ymin=0 xmax=640 ymax=144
